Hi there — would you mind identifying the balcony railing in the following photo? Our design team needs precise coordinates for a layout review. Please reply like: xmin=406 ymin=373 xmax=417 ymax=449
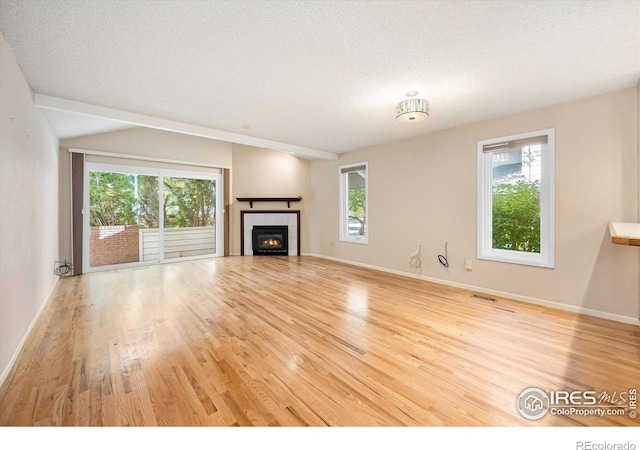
xmin=139 ymin=226 xmax=216 ymax=261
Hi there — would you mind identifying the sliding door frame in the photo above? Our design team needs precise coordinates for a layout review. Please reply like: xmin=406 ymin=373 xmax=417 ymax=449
xmin=83 ymin=161 xmax=224 ymax=273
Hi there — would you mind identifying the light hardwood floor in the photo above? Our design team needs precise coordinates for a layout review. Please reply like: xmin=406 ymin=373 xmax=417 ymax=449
xmin=0 ymin=256 xmax=638 ymax=426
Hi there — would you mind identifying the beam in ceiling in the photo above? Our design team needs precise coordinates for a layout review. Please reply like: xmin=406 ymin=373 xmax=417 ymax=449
xmin=34 ymin=94 xmax=339 ymax=160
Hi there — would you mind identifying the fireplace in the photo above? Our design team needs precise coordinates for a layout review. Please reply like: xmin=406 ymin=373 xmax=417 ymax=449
xmin=240 ymin=210 xmax=300 ymax=256
xmin=252 ymin=226 xmax=289 ymax=255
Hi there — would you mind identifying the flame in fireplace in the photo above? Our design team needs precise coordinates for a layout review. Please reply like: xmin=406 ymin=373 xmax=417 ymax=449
xmin=261 ymin=238 xmax=282 ymax=248
xmin=252 ymin=225 xmax=288 ymax=254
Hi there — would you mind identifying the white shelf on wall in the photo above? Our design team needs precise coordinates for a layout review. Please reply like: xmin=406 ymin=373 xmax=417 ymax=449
xmin=609 ymin=222 xmax=640 ymax=246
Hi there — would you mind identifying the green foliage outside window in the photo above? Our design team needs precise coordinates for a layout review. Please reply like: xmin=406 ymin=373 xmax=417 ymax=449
xmin=348 ymin=187 xmax=366 ymax=235
xmin=136 ymin=175 xmax=160 ymax=229
xmin=89 ymin=172 xmax=216 ymax=229
xmin=164 ymin=178 xmax=216 ymax=228
xmin=492 ymin=180 xmax=541 ymax=253
xmin=89 ymin=172 xmax=138 ymax=226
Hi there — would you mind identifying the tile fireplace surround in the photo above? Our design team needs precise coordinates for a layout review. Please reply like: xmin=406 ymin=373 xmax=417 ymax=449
xmin=240 ymin=210 xmax=300 ymax=256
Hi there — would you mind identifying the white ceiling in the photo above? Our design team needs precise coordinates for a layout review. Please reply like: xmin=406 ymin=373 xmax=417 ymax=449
xmin=1 ymin=0 xmax=639 ymax=158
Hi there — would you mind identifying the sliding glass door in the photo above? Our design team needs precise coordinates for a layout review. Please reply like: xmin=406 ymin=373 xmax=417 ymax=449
xmin=162 ymin=174 xmax=218 ymax=261
xmin=84 ymin=163 xmax=223 ymax=272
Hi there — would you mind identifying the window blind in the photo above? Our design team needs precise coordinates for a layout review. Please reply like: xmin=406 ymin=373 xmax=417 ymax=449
xmin=482 ymin=135 xmax=548 ymax=153
xmin=340 ymin=164 xmax=367 ymax=174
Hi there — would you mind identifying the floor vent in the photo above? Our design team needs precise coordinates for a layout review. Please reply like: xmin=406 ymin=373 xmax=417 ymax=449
xmin=472 ymin=294 xmax=496 ymax=302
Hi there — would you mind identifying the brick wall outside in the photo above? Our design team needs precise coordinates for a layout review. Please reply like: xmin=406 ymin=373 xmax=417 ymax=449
xmin=90 ymin=225 xmax=140 ymax=267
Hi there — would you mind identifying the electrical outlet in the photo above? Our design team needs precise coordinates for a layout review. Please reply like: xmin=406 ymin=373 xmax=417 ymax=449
xmin=464 ymin=259 xmax=473 ymax=270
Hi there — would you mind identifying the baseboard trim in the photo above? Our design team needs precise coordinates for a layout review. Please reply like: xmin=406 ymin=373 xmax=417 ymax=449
xmin=303 ymin=253 xmax=640 ymax=326
xmin=0 ymin=278 xmax=60 ymax=390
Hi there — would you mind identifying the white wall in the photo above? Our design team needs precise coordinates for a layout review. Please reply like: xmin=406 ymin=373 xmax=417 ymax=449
xmin=0 ymin=33 xmax=60 ymax=384
xmin=310 ymin=88 xmax=639 ymax=323
xmin=61 ymin=126 xmax=232 ymax=168
xmin=230 ymin=143 xmax=311 ymax=255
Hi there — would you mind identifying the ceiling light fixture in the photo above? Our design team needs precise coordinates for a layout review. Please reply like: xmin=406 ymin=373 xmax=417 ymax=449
xmin=396 ymin=90 xmax=429 ymax=123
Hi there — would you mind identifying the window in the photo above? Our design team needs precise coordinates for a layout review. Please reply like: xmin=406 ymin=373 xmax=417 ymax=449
xmin=339 ymin=162 xmax=368 ymax=244
xmin=477 ymin=128 xmax=555 ymax=267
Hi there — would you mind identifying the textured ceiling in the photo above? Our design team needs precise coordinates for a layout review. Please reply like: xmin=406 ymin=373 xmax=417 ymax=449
xmin=1 ymin=0 xmax=639 ymax=157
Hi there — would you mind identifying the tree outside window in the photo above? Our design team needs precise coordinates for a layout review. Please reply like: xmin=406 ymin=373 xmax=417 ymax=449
xmin=89 ymin=171 xmax=216 ymax=229
xmin=340 ymin=162 xmax=368 ymax=244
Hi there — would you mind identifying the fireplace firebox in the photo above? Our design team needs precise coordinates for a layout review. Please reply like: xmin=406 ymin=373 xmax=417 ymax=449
xmin=252 ymin=226 xmax=289 ymax=255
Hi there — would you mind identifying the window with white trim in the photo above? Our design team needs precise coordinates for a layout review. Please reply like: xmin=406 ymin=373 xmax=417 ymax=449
xmin=477 ymin=128 xmax=555 ymax=267
xmin=339 ymin=162 xmax=368 ymax=244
